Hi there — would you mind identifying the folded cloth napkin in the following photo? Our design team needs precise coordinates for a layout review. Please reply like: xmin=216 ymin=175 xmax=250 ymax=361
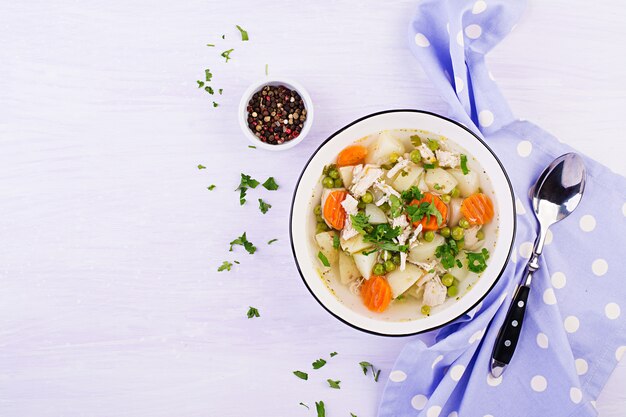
xmin=378 ymin=1 xmax=626 ymax=416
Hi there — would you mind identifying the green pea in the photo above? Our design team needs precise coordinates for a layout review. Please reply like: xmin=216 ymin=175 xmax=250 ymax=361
xmin=476 ymin=229 xmax=485 ymax=240
xmin=316 ymin=213 xmax=323 ymax=222
xmin=316 ymin=222 xmax=329 ymax=233
xmin=421 ymin=305 xmax=431 ymax=315
xmin=384 ymin=260 xmax=396 ymax=272
xmin=410 ymin=149 xmax=421 ymax=164
xmin=441 ymin=273 xmax=454 ymax=287
xmin=334 ymin=178 xmax=343 ymax=188
xmin=322 ymin=177 xmax=335 ymax=188
xmin=373 ymin=263 xmax=385 ymax=276
xmin=328 ymin=169 xmax=340 ymax=179
xmin=380 ymin=202 xmax=391 ymax=211
xmin=441 ymin=194 xmax=451 ymax=203
xmin=361 ymin=191 xmax=374 ymax=204
xmin=357 ymin=200 xmax=366 ymax=209
xmin=440 ymin=226 xmax=451 ymax=238
xmin=427 ymin=139 xmax=440 ymax=151
xmin=314 ymin=205 xmax=322 ymax=215
xmin=410 ymin=135 xmax=422 ymax=146
xmin=450 ymin=187 xmax=460 ymax=198
xmin=424 ymin=231 xmax=435 ymax=242
xmin=452 ymin=226 xmax=465 ymax=241
xmin=447 ymin=285 xmax=458 ymax=297
xmin=389 ymin=152 xmax=400 ymax=163
xmin=392 ymin=254 xmax=401 ymax=265
xmin=459 ymin=218 xmax=470 ymax=229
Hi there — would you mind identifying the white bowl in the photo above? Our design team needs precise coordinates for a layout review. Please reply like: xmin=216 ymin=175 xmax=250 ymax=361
xmin=238 ymin=78 xmax=314 ymax=151
xmin=289 ymin=110 xmax=516 ymax=336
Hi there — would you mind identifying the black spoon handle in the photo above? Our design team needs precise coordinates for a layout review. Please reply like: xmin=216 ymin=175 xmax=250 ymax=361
xmin=491 ymin=283 xmax=530 ymax=375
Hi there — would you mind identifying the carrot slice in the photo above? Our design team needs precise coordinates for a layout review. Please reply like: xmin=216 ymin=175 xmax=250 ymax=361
xmin=336 ymin=145 xmax=367 ymax=167
xmin=323 ymin=190 xmax=348 ymax=230
xmin=461 ymin=193 xmax=494 ymax=225
xmin=409 ymin=192 xmax=448 ymax=231
xmin=361 ymin=275 xmax=392 ymax=313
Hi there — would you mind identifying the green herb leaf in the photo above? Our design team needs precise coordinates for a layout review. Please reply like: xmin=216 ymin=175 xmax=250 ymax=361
xmin=410 ymin=135 xmax=422 ymax=146
xmin=435 ymin=239 xmax=460 ymax=269
xmin=456 ymin=259 xmax=463 ymax=268
xmin=207 ymin=184 xmax=216 ymax=191
xmin=237 ymin=174 xmax=260 ymax=205
xmin=248 ymin=145 xmax=256 ymax=149
xmin=330 ymin=352 xmax=338 ymax=357
xmin=315 ymin=401 xmax=325 ymax=417
xmin=230 ymin=232 xmax=257 ymax=254
xmin=423 ymin=163 xmax=435 ymax=169
xmin=350 ymin=212 xmax=370 ymax=235
xmin=267 ymin=238 xmax=278 ymax=245
xmin=434 ymin=183 xmax=441 ymax=190
xmin=460 ymin=154 xmax=469 ymax=175
xmin=359 ymin=361 xmax=372 ymax=375
xmin=365 ymin=224 xmax=401 ymax=243
xmin=197 ymin=80 xmax=204 ymax=88
xmin=332 ymin=234 xmax=340 ymax=250
xmin=221 ymin=34 xmax=225 ymax=39
xmin=293 ymin=370 xmax=308 ymax=380
xmin=258 ymin=199 xmax=271 ymax=214
xmin=262 ymin=177 xmax=279 ymax=190
xmin=467 ymin=248 xmax=490 ymax=273
xmin=217 ymin=261 xmax=233 ymax=272
xmin=235 ymin=25 xmax=249 ymax=41
xmin=221 ymin=48 xmax=234 ymax=62
xmin=374 ymin=369 xmax=381 ymax=382
xmin=400 ymin=186 xmax=424 ymax=203
xmin=246 ymin=306 xmax=260 ymax=318
xmin=218 ymin=88 xmax=223 ymax=95
xmin=327 ymin=379 xmax=341 ymax=389
xmin=239 ymin=188 xmax=247 ymax=205
xmin=234 ymin=260 xmax=240 ymax=264
xmin=205 ymin=86 xmax=214 ymax=94
xmin=351 ymin=413 xmax=357 ymax=417
xmin=406 ymin=201 xmax=443 ymax=226
xmin=312 ymin=358 xmax=327 ymax=369
xmin=205 ymin=69 xmax=213 ymax=82
xmin=206 ymin=43 xmax=215 ymax=47
xmin=317 ymin=251 xmax=330 ymax=267
xmin=299 ymin=402 xmax=309 ymax=409
xmin=212 ymin=101 xmax=219 ymax=108
xmin=197 ymin=164 xmax=206 ymax=170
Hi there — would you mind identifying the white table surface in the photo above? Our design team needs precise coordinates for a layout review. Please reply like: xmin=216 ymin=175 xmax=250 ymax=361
xmin=1 ymin=1 xmax=624 ymax=416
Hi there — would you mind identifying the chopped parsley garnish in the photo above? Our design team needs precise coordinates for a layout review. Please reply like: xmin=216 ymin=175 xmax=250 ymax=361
xmin=267 ymin=238 xmax=278 ymax=245
xmin=235 ymin=25 xmax=249 ymax=41
xmin=221 ymin=48 xmax=234 ymax=62
xmin=217 ymin=261 xmax=233 ymax=272
xmin=351 ymin=414 xmax=357 ymax=417
xmin=423 ymin=163 xmax=436 ymax=169
xmin=205 ymin=86 xmax=214 ymax=94
xmin=330 ymin=352 xmax=338 ymax=357
xmin=258 ymin=199 xmax=272 ymax=214
xmin=406 ymin=201 xmax=443 ymax=226
xmin=401 ymin=186 xmax=424 ymax=203
xmin=221 ymin=34 xmax=225 ymax=39
xmin=218 ymin=88 xmax=223 ymax=95
xmin=374 ymin=369 xmax=381 ymax=381
xmin=299 ymin=402 xmax=309 ymax=409
xmin=389 ymin=195 xmax=404 ymax=218
xmin=359 ymin=361 xmax=381 ymax=381
xmin=248 ymin=145 xmax=256 ymax=149
xmin=207 ymin=184 xmax=216 ymax=191
xmin=212 ymin=101 xmax=219 ymax=108
xmin=234 ymin=260 xmax=240 ymax=264
xmin=293 ymin=370 xmax=308 ymax=380
xmin=467 ymin=248 xmax=490 ymax=273
xmin=435 ymin=239 xmax=460 ymax=269
xmin=350 ymin=212 xmax=370 ymax=235
xmin=312 ymin=358 xmax=327 ymax=369
xmin=205 ymin=69 xmax=213 ymax=82
xmin=262 ymin=177 xmax=279 ymax=190
xmin=236 ymin=173 xmax=260 ymax=205
xmin=197 ymin=164 xmax=206 ymax=170
xmin=434 ymin=183 xmax=441 ymax=190
xmin=366 ymin=224 xmax=401 ymax=243
xmin=317 ymin=251 xmax=330 ymax=267
xmin=315 ymin=401 xmax=325 ymax=417
xmin=456 ymin=259 xmax=463 ymax=268
xmin=332 ymin=234 xmax=340 ymax=250
xmin=460 ymin=154 xmax=469 ymax=175
xmin=229 ymin=232 xmax=257 ymax=254
xmin=246 ymin=306 xmax=260 ymax=318
xmin=197 ymin=80 xmax=204 ymax=88
xmin=327 ymin=379 xmax=341 ymax=389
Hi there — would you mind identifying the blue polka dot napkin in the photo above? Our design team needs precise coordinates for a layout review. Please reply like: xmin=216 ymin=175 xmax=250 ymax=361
xmin=379 ymin=1 xmax=626 ymax=416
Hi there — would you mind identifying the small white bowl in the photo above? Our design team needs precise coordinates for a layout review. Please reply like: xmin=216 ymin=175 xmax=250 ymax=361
xmin=238 ymin=78 xmax=314 ymax=151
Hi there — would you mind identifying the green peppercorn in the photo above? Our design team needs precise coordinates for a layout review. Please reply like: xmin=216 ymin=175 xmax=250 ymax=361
xmin=421 ymin=305 xmax=431 ymax=315
xmin=322 ymin=176 xmax=335 ymax=188
xmin=424 ymin=231 xmax=435 ymax=242
xmin=384 ymin=260 xmax=396 ymax=272
xmin=452 ymin=226 xmax=465 ymax=241
xmin=447 ymin=285 xmax=458 ymax=297
xmin=410 ymin=149 xmax=421 ymax=164
xmin=427 ymin=139 xmax=440 ymax=151
xmin=373 ymin=263 xmax=385 ymax=276
xmin=450 ymin=187 xmax=460 ymax=198
xmin=440 ymin=226 xmax=451 ymax=238
xmin=361 ymin=191 xmax=374 ymax=204
xmin=441 ymin=194 xmax=451 ymax=203
xmin=316 ymin=222 xmax=329 ymax=233
xmin=459 ymin=218 xmax=470 ymax=229
xmin=441 ymin=273 xmax=454 ymax=287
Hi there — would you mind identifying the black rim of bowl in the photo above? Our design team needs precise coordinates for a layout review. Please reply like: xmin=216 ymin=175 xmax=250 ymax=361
xmin=289 ymin=109 xmax=517 ymax=337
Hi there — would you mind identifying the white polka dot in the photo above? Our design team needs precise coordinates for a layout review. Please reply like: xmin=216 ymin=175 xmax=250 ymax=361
xmin=543 ymin=288 xmax=556 ymax=305
xmin=551 ymin=272 xmax=566 ymax=289
xmin=478 ymin=110 xmax=494 ymax=127
xmin=427 ymin=405 xmax=442 ymax=417
xmin=415 ymin=33 xmax=431 ymax=47
xmin=519 ymin=241 xmax=533 ymax=259
xmin=488 ymin=71 xmax=495 ymax=81
xmin=622 ymin=202 xmax=626 ymax=216
xmin=564 ymin=316 xmax=580 ymax=333
xmin=389 ymin=370 xmax=407 ymax=382
xmin=465 ymin=24 xmax=482 ymax=39
xmin=616 ymin=346 xmax=626 ymax=361
xmin=605 ymin=302 xmax=621 ymax=320
xmin=537 ymin=332 xmax=549 ymax=349
xmin=578 ymin=214 xmax=596 ymax=232
xmin=515 ymin=198 xmax=526 ymax=215
xmin=469 ymin=329 xmax=485 ymax=344
xmin=411 ymin=394 xmax=428 ymax=410
xmin=450 ymin=364 xmax=465 ymax=381
xmin=456 ymin=31 xmax=464 ymax=46
xmin=454 ymin=76 xmax=465 ymax=93
xmin=448 ymin=412 xmax=458 ymax=417
xmin=432 ymin=354 xmax=444 ymax=369
xmin=516 ymin=140 xmax=533 ymax=157
xmin=530 ymin=375 xmax=547 ymax=392
xmin=487 ymin=372 xmax=502 ymax=386
xmin=592 ymin=259 xmax=608 ymax=276
xmin=575 ymin=358 xmax=588 ymax=375
xmin=544 ymin=229 xmax=553 ymax=245
xmin=472 ymin=0 xmax=487 ymax=14
xmin=570 ymin=387 xmax=582 ymax=404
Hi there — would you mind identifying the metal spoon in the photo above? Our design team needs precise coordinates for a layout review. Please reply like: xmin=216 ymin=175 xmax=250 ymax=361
xmin=490 ymin=153 xmax=586 ymax=377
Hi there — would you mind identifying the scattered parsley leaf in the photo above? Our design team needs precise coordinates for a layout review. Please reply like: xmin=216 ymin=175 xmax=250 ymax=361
xmin=258 ymin=199 xmax=272 ymax=214
xmin=351 ymin=414 xmax=357 ymax=417
xmin=205 ymin=69 xmax=213 ymax=82
xmin=206 ymin=43 xmax=215 ymax=47
xmin=267 ymin=238 xmax=278 ymax=245
xmin=262 ymin=177 xmax=279 ymax=190
xmin=312 ymin=358 xmax=327 ymax=369
xmin=197 ymin=164 xmax=206 ymax=170
xmin=456 ymin=259 xmax=463 ymax=268
xmin=207 ymin=184 xmax=216 ymax=191
xmin=400 ymin=186 xmax=424 ymax=203
xmin=265 ymin=63 xmax=269 ymax=76
xmin=332 ymin=234 xmax=340 ymax=250
xmin=246 ymin=306 xmax=260 ymax=318
xmin=197 ymin=80 xmax=204 ymax=88
xmin=424 ymin=163 xmax=436 ymax=169
xmin=330 ymin=352 xmax=338 ymax=357
xmin=365 ymin=224 xmax=401 ymax=243
xmin=317 ymin=252 xmax=330 ymax=267
xmin=212 ymin=101 xmax=219 ymax=108
xmin=350 ymin=212 xmax=370 ymax=235
xmin=221 ymin=48 xmax=234 ymax=62
xmin=374 ymin=369 xmax=381 ymax=382
xmin=221 ymin=34 xmax=225 ymax=39
xmin=237 ymin=174 xmax=260 ymax=205
xmin=248 ymin=145 xmax=256 ymax=149
xmin=218 ymin=88 xmax=223 ymax=95
xmin=467 ymin=248 xmax=490 ymax=273
xmin=315 ymin=401 xmax=325 ymax=417
xmin=217 ymin=261 xmax=233 ymax=272
xmin=460 ymin=154 xmax=469 ymax=175
xmin=234 ymin=260 xmax=240 ymax=264
xmin=406 ymin=201 xmax=443 ymax=226
xmin=435 ymin=239 xmax=460 ymax=269
xmin=327 ymin=379 xmax=341 ymax=389
xmin=359 ymin=361 xmax=372 ymax=375
xmin=293 ymin=370 xmax=308 ymax=380
xmin=299 ymin=402 xmax=309 ymax=409
xmin=235 ymin=25 xmax=249 ymax=41
xmin=205 ymin=86 xmax=214 ymax=94
xmin=239 ymin=188 xmax=247 ymax=205
xmin=229 ymin=232 xmax=257 ymax=254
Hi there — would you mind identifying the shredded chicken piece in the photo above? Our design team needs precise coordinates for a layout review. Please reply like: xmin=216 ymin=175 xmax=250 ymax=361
xmin=340 ymin=194 xmax=359 ymax=241
xmin=350 ymin=165 xmax=382 ymax=197
xmin=417 ymin=144 xmax=436 ymax=163
xmin=386 ymin=157 xmax=410 ymax=178
xmin=390 ymin=215 xmax=412 ymax=271
xmin=373 ymin=180 xmax=400 ymax=206
xmin=423 ymin=276 xmax=447 ymax=306
xmin=463 ymin=225 xmax=483 ymax=250
xmin=349 ymin=277 xmax=364 ymax=295
xmin=408 ymin=224 xmax=423 ymax=248
xmin=435 ymin=150 xmax=460 ymax=168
